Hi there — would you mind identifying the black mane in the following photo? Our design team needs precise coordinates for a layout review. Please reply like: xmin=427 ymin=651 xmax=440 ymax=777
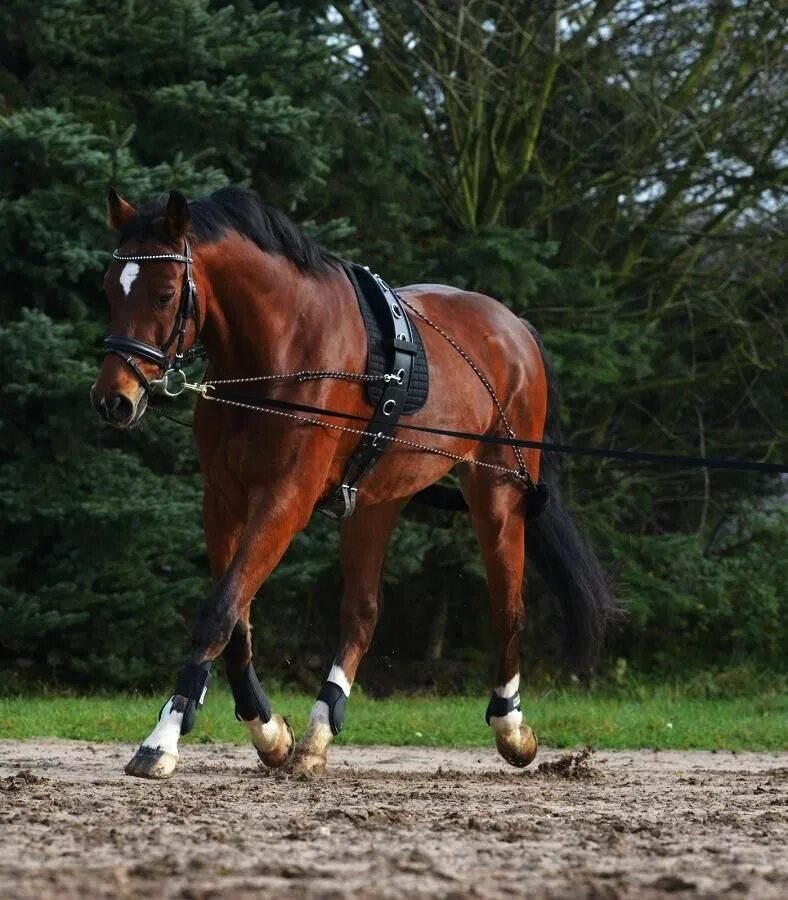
xmin=120 ymin=186 xmax=338 ymax=274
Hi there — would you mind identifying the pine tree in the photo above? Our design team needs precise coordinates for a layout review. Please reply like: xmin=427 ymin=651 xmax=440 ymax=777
xmin=0 ymin=0 xmax=349 ymax=687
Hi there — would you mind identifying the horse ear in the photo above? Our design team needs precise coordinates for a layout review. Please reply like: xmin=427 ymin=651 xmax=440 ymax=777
xmin=107 ymin=188 xmax=136 ymax=231
xmin=163 ymin=190 xmax=191 ymax=240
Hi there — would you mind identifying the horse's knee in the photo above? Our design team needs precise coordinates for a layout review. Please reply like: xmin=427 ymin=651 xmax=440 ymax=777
xmin=192 ymin=584 xmax=238 ymax=653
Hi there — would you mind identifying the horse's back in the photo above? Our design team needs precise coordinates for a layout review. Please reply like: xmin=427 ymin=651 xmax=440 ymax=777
xmin=398 ymin=283 xmax=543 ymax=386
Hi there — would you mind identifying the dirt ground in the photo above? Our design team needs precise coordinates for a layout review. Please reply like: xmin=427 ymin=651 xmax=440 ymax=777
xmin=0 ymin=740 xmax=786 ymax=899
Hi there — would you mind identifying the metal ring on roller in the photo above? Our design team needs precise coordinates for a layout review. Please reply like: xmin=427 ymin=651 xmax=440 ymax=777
xmin=382 ymin=399 xmax=397 ymax=416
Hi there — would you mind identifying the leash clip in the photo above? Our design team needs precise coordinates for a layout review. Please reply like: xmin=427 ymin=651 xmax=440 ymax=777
xmin=184 ymin=381 xmax=215 ymax=398
xmin=150 ymin=368 xmax=187 ymax=397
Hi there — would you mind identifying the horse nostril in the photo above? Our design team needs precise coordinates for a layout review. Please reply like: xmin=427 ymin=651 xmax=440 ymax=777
xmin=90 ymin=385 xmax=105 ymax=415
xmin=107 ymin=392 xmax=134 ymax=423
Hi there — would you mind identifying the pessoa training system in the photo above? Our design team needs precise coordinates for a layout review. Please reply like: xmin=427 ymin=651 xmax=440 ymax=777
xmin=104 ymin=244 xmax=787 ymax=525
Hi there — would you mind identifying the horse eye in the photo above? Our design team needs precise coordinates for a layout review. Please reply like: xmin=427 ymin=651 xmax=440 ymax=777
xmin=158 ymin=291 xmax=176 ymax=306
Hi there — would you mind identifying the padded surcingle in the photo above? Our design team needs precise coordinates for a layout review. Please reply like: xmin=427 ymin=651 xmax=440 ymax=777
xmin=175 ymin=660 xmax=212 ymax=735
xmin=349 ymin=264 xmax=429 ymax=413
xmin=227 ymin=661 xmax=273 ymax=723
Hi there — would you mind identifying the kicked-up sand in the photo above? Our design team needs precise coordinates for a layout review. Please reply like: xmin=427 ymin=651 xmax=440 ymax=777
xmin=0 ymin=740 xmax=786 ymax=898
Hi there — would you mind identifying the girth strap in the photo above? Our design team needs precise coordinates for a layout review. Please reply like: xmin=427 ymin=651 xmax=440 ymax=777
xmin=319 ymin=264 xmax=417 ymax=519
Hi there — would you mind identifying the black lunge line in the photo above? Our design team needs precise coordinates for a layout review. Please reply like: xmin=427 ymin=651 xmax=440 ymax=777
xmin=201 ymin=387 xmax=786 ymax=475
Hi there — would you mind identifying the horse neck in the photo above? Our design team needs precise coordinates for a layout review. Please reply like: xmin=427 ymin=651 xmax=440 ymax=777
xmin=196 ymin=235 xmax=343 ymax=377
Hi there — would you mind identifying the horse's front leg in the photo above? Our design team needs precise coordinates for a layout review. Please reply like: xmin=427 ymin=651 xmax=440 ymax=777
xmin=292 ymin=498 xmax=406 ymax=777
xmin=124 ymin=493 xmax=304 ymax=779
xmin=223 ymin=614 xmax=293 ymax=768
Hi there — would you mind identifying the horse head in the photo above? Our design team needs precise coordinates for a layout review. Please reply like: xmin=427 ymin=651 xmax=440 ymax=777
xmin=92 ymin=188 xmax=200 ymax=427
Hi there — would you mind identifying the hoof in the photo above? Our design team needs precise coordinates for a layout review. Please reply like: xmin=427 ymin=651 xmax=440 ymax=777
xmin=256 ymin=715 xmax=295 ymax=769
xmin=495 ymin=725 xmax=538 ymax=769
xmin=290 ymin=748 xmax=327 ymax=778
xmin=124 ymin=745 xmax=179 ymax=779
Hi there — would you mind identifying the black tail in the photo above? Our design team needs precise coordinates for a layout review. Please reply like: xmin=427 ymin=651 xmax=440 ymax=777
xmin=523 ymin=323 xmax=616 ymax=669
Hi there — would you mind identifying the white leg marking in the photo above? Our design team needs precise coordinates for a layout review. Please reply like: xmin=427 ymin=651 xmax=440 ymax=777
xmin=119 ymin=262 xmax=139 ymax=297
xmin=327 ymin=662 xmax=351 ymax=697
xmin=244 ymin=716 xmax=282 ymax=754
xmin=495 ymin=674 xmax=520 ymax=699
xmin=301 ymin=663 xmax=352 ymax=756
xmin=303 ymin=701 xmax=334 ymax=757
xmin=141 ymin=697 xmax=182 ymax=756
xmin=490 ymin=673 xmax=523 ymax=733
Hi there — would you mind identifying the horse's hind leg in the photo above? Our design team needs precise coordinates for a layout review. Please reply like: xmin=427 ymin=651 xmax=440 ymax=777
xmin=292 ymin=497 xmax=407 ymax=777
xmin=462 ymin=470 xmax=538 ymax=768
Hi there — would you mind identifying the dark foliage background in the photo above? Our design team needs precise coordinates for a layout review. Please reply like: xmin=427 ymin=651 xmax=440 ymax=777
xmin=1 ymin=0 xmax=785 ymax=692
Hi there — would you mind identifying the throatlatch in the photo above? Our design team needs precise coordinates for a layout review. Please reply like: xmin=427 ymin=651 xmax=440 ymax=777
xmin=317 ymin=681 xmax=348 ymax=735
xmin=485 ymin=690 xmax=521 ymax=725
xmin=227 ymin=661 xmax=273 ymax=723
xmin=174 ymin=660 xmax=212 ymax=735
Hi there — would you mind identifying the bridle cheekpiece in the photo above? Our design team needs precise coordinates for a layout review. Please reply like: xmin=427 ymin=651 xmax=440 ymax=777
xmin=104 ymin=238 xmax=200 ymax=397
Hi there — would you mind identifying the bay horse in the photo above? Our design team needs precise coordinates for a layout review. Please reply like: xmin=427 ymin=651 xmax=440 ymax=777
xmin=91 ymin=186 xmax=613 ymax=779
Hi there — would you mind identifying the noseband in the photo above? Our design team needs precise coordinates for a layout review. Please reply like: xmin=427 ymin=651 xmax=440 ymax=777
xmin=103 ymin=239 xmax=200 ymax=396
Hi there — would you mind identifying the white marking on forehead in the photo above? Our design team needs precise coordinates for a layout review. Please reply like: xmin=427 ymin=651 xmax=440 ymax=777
xmin=119 ymin=262 xmax=140 ymax=297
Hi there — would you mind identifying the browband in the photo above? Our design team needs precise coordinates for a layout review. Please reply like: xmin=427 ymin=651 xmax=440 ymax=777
xmin=112 ymin=250 xmax=192 ymax=263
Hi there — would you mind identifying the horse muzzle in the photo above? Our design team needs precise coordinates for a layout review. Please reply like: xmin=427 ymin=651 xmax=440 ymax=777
xmin=91 ymin=383 xmax=147 ymax=428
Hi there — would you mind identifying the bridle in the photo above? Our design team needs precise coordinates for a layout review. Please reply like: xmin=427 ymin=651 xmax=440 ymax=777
xmin=103 ymin=238 xmax=201 ymax=397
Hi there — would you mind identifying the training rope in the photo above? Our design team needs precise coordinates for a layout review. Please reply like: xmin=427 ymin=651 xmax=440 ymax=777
xmin=200 ymin=388 xmax=527 ymax=478
xmin=140 ymin=323 xmax=786 ymax=477
xmin=161 ymin=380 xmax=786 ymax=475
xmin=398 ymin=295 xmax=528 ymax=477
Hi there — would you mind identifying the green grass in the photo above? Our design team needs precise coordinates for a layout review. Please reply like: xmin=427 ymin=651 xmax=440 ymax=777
xmin=1 ymin=687 xmax=786 ymax=751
